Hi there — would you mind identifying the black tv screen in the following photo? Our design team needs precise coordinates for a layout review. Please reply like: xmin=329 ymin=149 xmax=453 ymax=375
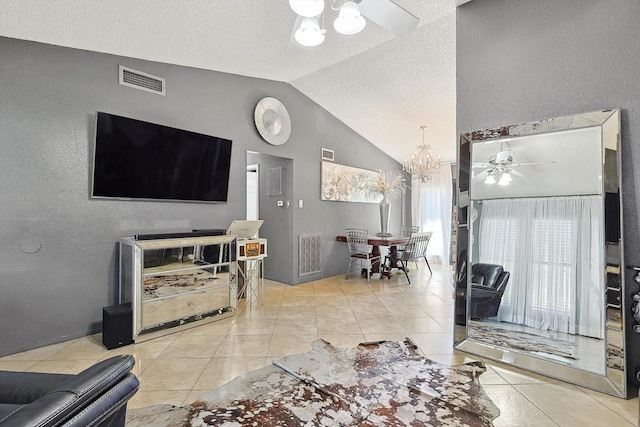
xmin=92 ymin=112 xmax=232 ymax=203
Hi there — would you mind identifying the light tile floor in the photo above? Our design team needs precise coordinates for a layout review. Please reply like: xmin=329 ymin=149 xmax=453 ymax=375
xmin=0 ymin=262 xmax=637 ymax=426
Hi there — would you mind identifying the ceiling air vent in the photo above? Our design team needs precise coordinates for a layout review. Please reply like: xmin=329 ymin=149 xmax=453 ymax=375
xmin=119 ymin=65 xmax=166 ymax=96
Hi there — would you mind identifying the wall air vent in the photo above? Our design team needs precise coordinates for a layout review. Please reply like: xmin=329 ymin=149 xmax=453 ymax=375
xmin=299 ymin=234 xmax=322 ymax=276
xmin=118 ymin=65 xmax=166 ymax=96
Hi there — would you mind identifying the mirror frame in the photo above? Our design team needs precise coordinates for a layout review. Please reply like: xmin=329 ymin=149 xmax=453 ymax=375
xmin=454 ymin=109 xmax=626 ymax=398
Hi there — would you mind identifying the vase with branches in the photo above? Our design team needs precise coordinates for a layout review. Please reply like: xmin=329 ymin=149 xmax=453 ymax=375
xmin=371 ymin=170 xmax=407 ymax=236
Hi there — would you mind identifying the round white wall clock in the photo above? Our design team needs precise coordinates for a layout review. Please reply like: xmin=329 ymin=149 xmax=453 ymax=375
xmin=254 ymin=97 xmax=291 ymax=146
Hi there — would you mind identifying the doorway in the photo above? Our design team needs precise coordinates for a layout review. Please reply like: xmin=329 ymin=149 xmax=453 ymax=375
xmin=246 ymin=164 xmax=259 ymax=222
xmin=246 ymin=151 xmax=294 ymax=284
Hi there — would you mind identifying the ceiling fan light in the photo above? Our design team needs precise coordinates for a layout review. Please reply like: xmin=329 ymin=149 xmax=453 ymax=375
xmin=295 ymin=17 xmax=325 ymax=47
xmin=498 ymin=172 xmax=511 ymax=186
xmin=333 ymin=1 xmax=366 ymax=35
xmin=289 ymin=0 xmax=325 ymax=17
xmin=484 ymin=174 xmax=496 ymax=184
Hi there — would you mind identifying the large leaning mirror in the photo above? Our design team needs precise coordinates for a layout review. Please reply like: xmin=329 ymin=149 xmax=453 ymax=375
xmin=454 ymin=109 xmax=626 ymax=397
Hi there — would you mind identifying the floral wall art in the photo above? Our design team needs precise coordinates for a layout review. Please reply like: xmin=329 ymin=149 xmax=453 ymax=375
xmin=320 ymin=161 xmax=382 ymax=203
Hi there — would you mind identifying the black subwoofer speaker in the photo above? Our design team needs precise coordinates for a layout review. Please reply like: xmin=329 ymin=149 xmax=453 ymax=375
xmin=102 ymin=304 xmax=133 ymax=349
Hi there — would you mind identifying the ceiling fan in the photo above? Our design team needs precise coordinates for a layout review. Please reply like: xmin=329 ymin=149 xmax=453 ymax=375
xmin=288 ymin=0 xmax=419 ymax=48
xmin=472 ymin=148 xmax=555 ymax=186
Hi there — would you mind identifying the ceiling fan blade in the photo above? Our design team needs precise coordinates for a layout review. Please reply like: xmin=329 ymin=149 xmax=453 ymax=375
xmin=508 ymin=168 xmax=528 ymax=178
xmin=510 ymin=161 xmax=556 ymax=167
xmin=473 ymin=169 xmax=490 ymax=181
xmin=357 ymin=0 xmax=419 ymax=37
xmin=472 ymin=163 xmax=491 ymax=169
xmin=287 ymin=15 xmax=303 ymax=51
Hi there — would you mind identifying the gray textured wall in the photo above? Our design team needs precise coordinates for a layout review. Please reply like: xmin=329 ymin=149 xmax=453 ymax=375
xmin=0 ymin=37 xmax=401 ymax=356
xmin=457 ymin=0 xmax=640 ymax=388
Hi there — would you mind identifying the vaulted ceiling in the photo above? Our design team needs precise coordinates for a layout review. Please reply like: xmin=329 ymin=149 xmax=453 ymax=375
xmin=0 ymin=0 xmax=468 ymax=163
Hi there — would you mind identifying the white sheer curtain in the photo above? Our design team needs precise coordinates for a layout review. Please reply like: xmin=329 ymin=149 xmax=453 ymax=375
xmin=477 ymin=196 xmax=604 ymax=339
xmin=410 ymin=162 xmax=453 ymax=265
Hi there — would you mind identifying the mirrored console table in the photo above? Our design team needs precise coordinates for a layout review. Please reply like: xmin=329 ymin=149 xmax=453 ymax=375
xmin=119 ymin=234 xmax=238 ymax=342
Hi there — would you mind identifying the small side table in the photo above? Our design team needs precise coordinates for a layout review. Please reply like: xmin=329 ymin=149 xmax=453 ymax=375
xmin=238 ymin=255 xmax=267 ymax=306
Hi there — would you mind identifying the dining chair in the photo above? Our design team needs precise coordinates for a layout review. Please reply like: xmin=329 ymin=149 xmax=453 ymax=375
xmin=397 ymin=225 xmax=419 ymax=258
xmin=345 ymin=228 xmax=381 ymax=282
xmin=383 ymin=227 xmax=427 ymax=273
xmin=383 ymin=231 xmax=433 ymax=283
xmin=400 ymin=225 xmax=419 ymax=237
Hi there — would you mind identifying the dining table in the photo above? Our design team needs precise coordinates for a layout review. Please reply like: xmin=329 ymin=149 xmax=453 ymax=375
xmin=336 ymin=234 xmax=410 ymax=278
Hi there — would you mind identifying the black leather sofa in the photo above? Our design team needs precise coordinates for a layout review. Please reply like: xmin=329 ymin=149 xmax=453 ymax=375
xmin=469 ymin=263 xmax=510 ymax=319
xmin=0 ymin=354 xmax=139 ymax=427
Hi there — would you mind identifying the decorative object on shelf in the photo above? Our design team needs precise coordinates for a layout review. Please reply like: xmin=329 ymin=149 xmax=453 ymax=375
xmin=471 ymin=206 xmax=479 ymax=222
xmin=288 ymin=0 xmax=418 ymax=47
xmin=370 ymin=169 xmax=406 ymax=237
xmin=403 ymin=125 xmax=442 ymax=183
xmin=628 ymin=266 xmax=640 ymax=333
xmin=254 ymin=97 xmax=291 ymax=146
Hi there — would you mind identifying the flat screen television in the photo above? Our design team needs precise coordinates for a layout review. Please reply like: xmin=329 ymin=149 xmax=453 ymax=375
xmin=91 ymin=112 xmax=232 ymax=203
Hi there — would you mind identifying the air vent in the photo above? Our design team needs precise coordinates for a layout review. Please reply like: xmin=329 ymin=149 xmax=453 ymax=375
xmin=299 ymin=234 xmax=322 ymax=276
xmin=119 ymin=65 xmax=166 ymax=96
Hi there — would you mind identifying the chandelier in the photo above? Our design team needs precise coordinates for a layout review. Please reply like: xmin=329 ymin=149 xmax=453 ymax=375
xmin=403 ymin=126 xmax=442 ymax=183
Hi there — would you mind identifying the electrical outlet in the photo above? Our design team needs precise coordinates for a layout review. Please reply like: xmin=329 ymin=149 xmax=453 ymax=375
xmin=298 ymin=199 xmax=304 ymax=208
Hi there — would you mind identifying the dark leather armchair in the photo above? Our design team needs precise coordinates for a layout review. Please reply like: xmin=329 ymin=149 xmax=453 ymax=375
xmin=0 ymin=354 xmax=139 ymax=427
xmin=469 ymin=263 xmax=510 ymax=319
xmin=454 ymin=249 xmax=469 ymax=325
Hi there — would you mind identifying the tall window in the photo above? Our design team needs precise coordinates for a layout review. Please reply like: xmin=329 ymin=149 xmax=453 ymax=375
xmin=477 ymin=196 xmax=603 ymax=338
xmin=411 ymin=162 xmax=453 ymax=264
xmin=530 ymin=218 xmax=573 ymax=313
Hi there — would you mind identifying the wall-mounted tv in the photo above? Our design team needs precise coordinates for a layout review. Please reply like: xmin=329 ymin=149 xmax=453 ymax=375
xmin=92 ymin=112 xmax=232 ymax=203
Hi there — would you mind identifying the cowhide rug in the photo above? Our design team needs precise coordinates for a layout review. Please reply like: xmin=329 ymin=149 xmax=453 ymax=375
xmin=608 ymin=343 xmax=623 ymax=370
xmin=143 ymin=270 xmax=222 ymax=299
xmin=126 ymin=339 xmax=500 ymax=426
xmin=468 ymin=322 xmax=577 ymax=360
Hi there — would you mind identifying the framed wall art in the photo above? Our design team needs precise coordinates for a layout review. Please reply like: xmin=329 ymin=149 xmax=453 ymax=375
xmin=320 ymin=161 xmax=381 ymax=203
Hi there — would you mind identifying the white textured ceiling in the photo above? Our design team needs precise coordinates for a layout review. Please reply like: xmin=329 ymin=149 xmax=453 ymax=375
xmin=0 ymin=0 xmax=463 ymax=163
